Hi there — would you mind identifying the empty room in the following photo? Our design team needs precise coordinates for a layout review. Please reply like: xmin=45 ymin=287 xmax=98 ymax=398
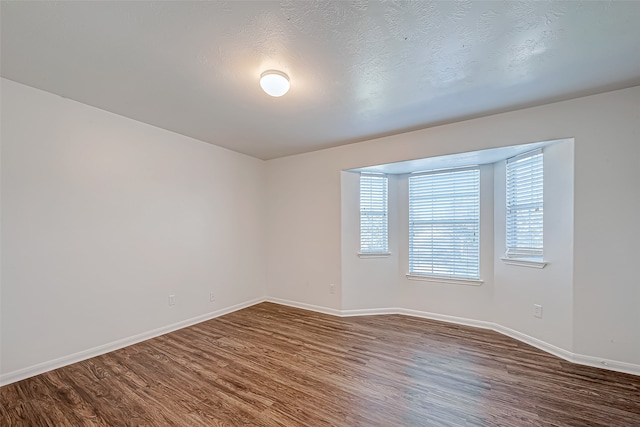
xmin=1 ymin=1 xmax=639 ymax=426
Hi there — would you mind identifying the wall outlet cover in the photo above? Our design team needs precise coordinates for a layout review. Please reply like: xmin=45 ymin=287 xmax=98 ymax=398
xmin=534 ymin=304 xmax=543 ymax=318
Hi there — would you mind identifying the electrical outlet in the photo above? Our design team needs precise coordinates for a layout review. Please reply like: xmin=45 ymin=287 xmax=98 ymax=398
xmin=329 ymin=284 xmax=336 ymax=294
xmin=169 ymin=294 xmax=176 ymax=306
xmin=210 ymin=292 xmax=215 ymax=302
xmin=534 ymin=304 xmax=543 ymax=318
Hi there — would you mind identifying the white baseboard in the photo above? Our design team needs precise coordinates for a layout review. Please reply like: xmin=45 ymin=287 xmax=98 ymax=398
xmin=569 ymin=353 xmax=640 ymax=376
xmin=493 ymin=324 xmax=576 ymax=362
xmin=269 ymin=301 xmax=640 ymax=377
xmin=397 ymin=308 xmax=496 ymax=331
xmin=341 ymin=307 xmax=397 ymax=317
xmin=3 ymin=297 xmax=638 ymax=386
xmin=263 ymin=297 xmax=344 ymax=317
xmin=0 ymin=297 xmax=264 ymax=386
xmin=493 ymin=324 xmax=640 ymax=376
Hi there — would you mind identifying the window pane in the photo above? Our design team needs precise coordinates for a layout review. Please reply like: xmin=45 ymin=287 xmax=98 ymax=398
xmin=409 ymin=168 xmax=480 ymax=279
xmin=506 ymin=150 xmax=543 ymax=259
xmin=360 ymin=173 xmax=388 ymax=253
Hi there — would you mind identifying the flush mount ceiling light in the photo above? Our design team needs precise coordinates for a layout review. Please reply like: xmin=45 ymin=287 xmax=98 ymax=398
xmin=260 ymin=70 xmax=290 ymax=97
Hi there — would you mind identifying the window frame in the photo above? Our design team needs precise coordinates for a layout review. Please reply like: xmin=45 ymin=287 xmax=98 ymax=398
xmin=359 ymin=173 xmax=389 ymax=256
xmin=505 ymin=149 xmax=544 ymax=263
xmin=408 ymin=166 xmax=481 ymax=281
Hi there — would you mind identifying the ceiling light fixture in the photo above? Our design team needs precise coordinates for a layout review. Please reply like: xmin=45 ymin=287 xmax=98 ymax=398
xmin=260 ymin=70 xmax=290 ymax=97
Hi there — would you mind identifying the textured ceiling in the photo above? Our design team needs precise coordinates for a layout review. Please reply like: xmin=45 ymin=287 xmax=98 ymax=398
xmin=2 ymin=1 xmax=640 ymax=160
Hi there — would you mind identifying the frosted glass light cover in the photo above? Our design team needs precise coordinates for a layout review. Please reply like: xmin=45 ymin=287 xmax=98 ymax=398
xmin=260 ymin=71 xmax=290 ymax=97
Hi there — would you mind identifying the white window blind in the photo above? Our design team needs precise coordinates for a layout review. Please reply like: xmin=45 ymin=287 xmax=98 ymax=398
xmin=409 ymin=167 xmax=480 ymax=279
xmin=506 ymin=149 xmax=543 ymax=259
xmin=360 ymin=173 xmax=388 ymax=253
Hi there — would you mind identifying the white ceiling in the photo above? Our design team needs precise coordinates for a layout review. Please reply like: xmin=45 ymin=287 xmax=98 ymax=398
xmin=2 ymin=1 xmax=640 ymax=160
xmin=351 ymin=138 xmax=563 ymax=175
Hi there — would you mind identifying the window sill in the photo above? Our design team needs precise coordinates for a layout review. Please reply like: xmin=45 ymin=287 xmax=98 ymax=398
xmin=358 ymin=252 xmax=391 ymax=258
xmin=500 ymin=258 xmax=548 ymax=269
xmin=405 ymin=274 xmax=484 ymax=286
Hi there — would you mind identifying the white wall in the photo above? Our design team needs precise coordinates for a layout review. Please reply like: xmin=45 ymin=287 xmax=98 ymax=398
xmin=0 ymin=79 xmax=266 ymax=378
xmin=2 ymin=78 xmax=638 ymax=381
xmin=572 ymin=91 xmax=640 ymax=363
xmin=341 ymin=171 xmax=400 ymax=310
xmin=265 ymin=86 xmax=640 ymax=367
xmin=493 ymin=140 xmax=574 ymax=351
xmin=265 ymin=150 xmax=344 ymax=309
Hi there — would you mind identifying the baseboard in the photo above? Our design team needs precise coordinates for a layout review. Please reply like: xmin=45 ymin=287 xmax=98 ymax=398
xmin=3 ymin=297 xmax=638 ymax=386
xmin=271 ymin=301 xmax=640 ymax=377
xmin=569 ymin=353 xmax=640 ymax=377
xmin=263 ymin=297 xmax=343 ymax=317
xmin=397 ymin=308 xmax=495 ymax=331
xmin=493 ymin=324 xmax=576 ymax=363
xmin=340 ymin=307 xmax=397 ymax=317
xmin=0 ymin=297 xmax=264 ymax=386
xmin=493 ymin=324 xmax=640 ymax=376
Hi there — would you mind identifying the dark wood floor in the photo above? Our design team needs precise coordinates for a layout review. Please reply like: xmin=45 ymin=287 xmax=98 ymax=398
xmin=1 ymin=302 xmax=639 ymax=426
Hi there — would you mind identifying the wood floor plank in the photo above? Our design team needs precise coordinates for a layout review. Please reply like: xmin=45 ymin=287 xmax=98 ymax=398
xmin=1 ymin=302 xmax=639 ymax=426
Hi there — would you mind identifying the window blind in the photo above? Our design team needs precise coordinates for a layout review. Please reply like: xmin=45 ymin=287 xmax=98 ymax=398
xmin=409 ymin=167 xmax=480 ymax=279
xmin=360 ymin=173 xmax=388 ymax=253
xmin=506 ymin=149 xmax=543 ymax=259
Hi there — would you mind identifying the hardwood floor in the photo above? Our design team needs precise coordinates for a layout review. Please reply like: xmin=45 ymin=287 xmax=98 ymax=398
xmin=1 ymin=302 xmax=639 ymax=426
